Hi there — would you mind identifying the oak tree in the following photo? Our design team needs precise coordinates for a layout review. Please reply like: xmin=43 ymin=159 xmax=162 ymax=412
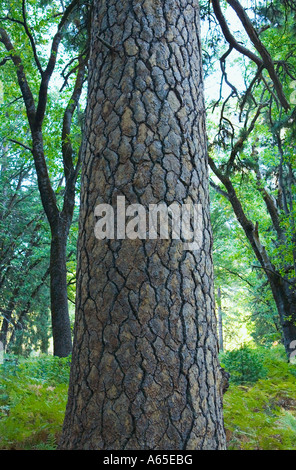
xmin=0 ymin=0 xmax=88 ymax=356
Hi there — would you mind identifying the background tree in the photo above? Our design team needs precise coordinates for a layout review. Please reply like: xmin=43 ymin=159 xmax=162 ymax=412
xmin=0 ymin=0 xmax=89 ymax=356
xmin=210 ymin=186 xmax=281 ymax=349
xmin=203 ymin=0 xmax=296 ymax=357
xmin=0 ymin=141 xmax=51 ymax=354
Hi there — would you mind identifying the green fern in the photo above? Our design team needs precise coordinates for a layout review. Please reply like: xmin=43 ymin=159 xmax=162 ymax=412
xmin=223 ymin=345 xmax=296 ymax=450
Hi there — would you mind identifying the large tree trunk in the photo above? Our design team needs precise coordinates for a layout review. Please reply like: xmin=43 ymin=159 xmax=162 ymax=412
xmin=59 ymin=0 xmax=226 ymax=450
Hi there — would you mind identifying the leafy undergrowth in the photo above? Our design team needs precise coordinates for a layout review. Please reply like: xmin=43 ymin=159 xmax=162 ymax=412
xmin=222 ymin=345 xmax=296 ymax=450
xmin=0 ymin=355 xmax=70 ymax=450
xmin=0 ymin=346 xmax=296 ymax=450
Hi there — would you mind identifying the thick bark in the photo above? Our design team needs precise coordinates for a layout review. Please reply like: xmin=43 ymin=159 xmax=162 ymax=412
xmin=60 ymin=0 xmax=226 ymax=450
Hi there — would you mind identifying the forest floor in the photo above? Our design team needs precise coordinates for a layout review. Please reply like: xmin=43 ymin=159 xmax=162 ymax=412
xmin=222 ymin=345 xmax=296 ymax=450
xmin=0 ymin=345 xmax=295 ymax=450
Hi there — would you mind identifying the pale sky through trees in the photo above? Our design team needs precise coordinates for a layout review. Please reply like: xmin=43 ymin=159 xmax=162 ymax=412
xmin=202 ymin=0 xmax=257 ymax=102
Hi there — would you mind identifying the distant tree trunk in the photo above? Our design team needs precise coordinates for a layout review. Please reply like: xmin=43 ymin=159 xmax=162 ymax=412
xmin=269 ymin=274 xmax=296 ymax=359
xmin=59 ymin=0 xmax=226 ymax=450
xmin=6 ymin=267 xmax=50 ymax=353
xmin=0 ymin=218 xmax=72 ymax=358
xmin=0 ymin=302 xmax=13 ymax=352
xmin=30 ymin=129 xmax=74 ymax=358
xmin=0 ymin=239 xmax=47 ymax=352
xmin=217 ymin=287 xmax=224 ymax=353
xmin=50 ymin=218 xmax=72 ymax=357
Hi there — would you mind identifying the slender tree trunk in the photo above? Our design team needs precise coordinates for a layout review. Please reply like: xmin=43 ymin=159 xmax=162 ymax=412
xmin=217 ymin=287 xmax=224 ymax=353
xmin=59 ymin=0 xmax=226 ymax=450
xmin=50 ymin=218 xmax=72 ymax=357
xmin=31 ymin=129 xmax=74 ymax=357
xmin=0 ymin=307 xmax=12 ymax=351
xmin=0 ymin=289 xmax=21 ymax=351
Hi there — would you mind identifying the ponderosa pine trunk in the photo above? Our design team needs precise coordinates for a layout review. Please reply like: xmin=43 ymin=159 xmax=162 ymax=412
xmin=59 ymin=0 xmax=226 ymax=450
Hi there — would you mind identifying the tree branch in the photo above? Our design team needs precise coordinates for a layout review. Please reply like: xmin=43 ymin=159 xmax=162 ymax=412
xmin=226 ymin=0 xmax=290 ymax=111
xmin=209 ymin=179 xmax=230 ymax=200
xmin=212 ymin=0 xmax=290 ymax=111
xmin=22 ymin=0 xmax=43 ymax=76
xmin=219 ymin=46 xmax=238 ymax=96
xmin=35 ymin=0 xmax=80 ymax=126
xmin=218 ymin=265 xmax=254 ymax=287
xmin=212 ymin=0 xmax=263 ymax=66
xmin=255 ymin=166 xmax=286 ymax=243
xmin=9 ymin=138 xmax=33 ymax=154
xmin=0 ymin=27 xmax=36 ymax=128
xmin=62 ymin=56 xmax=86 ymax=181
xmin=0 ymin=29 xmax=59 ymax=225
xmin=225 ymin=102 xmax=268 ymax=175
xmin=239 ymin=65 xmax=264 ymax=116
